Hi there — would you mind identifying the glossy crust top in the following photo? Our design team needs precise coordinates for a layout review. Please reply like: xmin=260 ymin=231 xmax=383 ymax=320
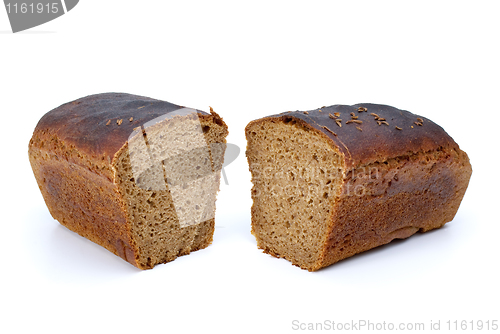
xmin=254 ymin=103 xmax=460 ymax=168
xmin=33 ymin=93 xmax=216 ymax=161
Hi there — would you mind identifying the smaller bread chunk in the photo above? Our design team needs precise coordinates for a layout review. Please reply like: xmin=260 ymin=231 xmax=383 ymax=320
xmin=245 ymin=104 xmax=472 ymax=271
xmin=29 ymin=93 xmax=228 ymax=269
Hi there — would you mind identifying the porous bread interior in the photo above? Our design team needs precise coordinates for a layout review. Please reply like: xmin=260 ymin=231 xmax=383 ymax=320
xmin=114 ymin=114 xmax=227 ymax=269
xmin=246 ymin=118 xmax=344 ymax=270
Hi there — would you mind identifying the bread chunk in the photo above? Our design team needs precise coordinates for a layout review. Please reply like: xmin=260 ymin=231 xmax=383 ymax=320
xmin=245 ymin=104 xmax=471 ymax=271
xmin=29 ymin=93 xmax=228 ymax=269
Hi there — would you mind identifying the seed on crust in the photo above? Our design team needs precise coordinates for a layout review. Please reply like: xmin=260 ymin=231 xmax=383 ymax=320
xmin=322 ymin=126 xmax=337 ymax=136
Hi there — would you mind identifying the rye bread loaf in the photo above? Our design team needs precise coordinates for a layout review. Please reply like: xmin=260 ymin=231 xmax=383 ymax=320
xmin=245 ymin=104 xmax=472 ymax=271
xmin=29 ymin=93 xmax=228 ymax=269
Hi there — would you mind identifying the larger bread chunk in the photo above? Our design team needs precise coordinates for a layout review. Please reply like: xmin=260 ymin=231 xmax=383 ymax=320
xmin=245 ymin=104 xmax=472 ymax=271
xmin=29 ymin=93 xmax=228 ymax=269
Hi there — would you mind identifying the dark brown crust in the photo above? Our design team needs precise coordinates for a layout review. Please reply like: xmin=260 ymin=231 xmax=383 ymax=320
xmin=266 ymin=104 xmax=459 ymax=168
xmin=316 ymin=147 xmax=472 ymax=270
xmin=28 ymin=127 xmax=137 ymax=266
xmin=29 ymin=93 xmax=227 ymax=269
xmin=33 ymin=93 xmax=211 ymax=162
xmin=245 ymin=104 xmax=472 ymax=271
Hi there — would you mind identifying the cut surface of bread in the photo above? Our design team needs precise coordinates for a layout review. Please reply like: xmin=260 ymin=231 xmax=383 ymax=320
xmin=29 ymin=93 xmax=228 ymax=269
xmin=245 ymin=104 xmax=472 ymax=271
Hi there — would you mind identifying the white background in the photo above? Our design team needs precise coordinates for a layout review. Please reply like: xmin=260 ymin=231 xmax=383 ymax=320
xmin=1 ymin=1 xmax=498 ymax=333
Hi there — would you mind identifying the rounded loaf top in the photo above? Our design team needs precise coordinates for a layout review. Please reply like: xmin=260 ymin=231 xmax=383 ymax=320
xmin=261 ymin=103 xmax=461 ymax=168
xmin=32 ymin=93 xmax=206 ymax=161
